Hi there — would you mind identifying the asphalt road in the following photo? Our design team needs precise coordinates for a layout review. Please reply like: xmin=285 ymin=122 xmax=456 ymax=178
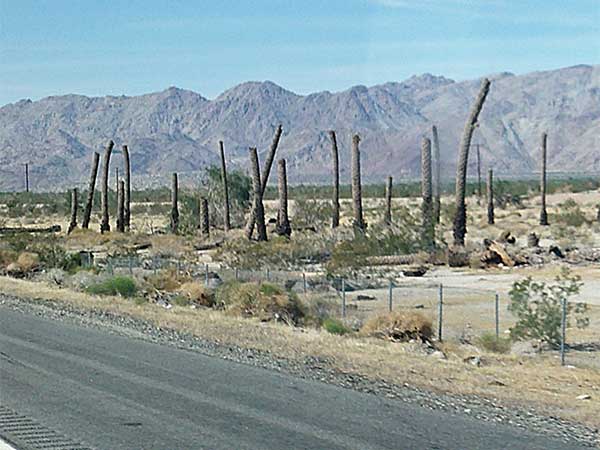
xmin=0 ymin=307 xmax=587 ymax=450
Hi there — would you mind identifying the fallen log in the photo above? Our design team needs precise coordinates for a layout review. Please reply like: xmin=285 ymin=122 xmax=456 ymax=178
xmin=0 ymin=225 xmax=61 ymax=234
xmin=193 ymin=240 xmax=225 ymax=251
xmin=365 ymin=254 xmax=420 ymax=266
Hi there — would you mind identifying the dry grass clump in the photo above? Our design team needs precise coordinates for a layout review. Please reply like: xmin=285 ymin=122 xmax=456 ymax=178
xmin=0 ymin=249 xmax=18 ymax=268
xmin=215 ymin=281 xmax=305 ymax=325
xmin=178 ymin=281 xmax=215 ymax=307
xmin=361 ymin=311 xmax=433 ymax=342
xmin=16 ymin=252 xmax=41 ymax=272
xmin=145 ymin=268 xmax=190 ymax=292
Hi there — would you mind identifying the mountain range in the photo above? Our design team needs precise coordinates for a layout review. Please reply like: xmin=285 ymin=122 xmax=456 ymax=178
xmin=0 ymin=64 xmax=598 ymax=191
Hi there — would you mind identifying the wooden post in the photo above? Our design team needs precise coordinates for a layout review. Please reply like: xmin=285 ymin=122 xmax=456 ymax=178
xmin=67 ymin=188 xmax=78 ymax=234
xmin=384 ymin=175 xmax=393 ymax=225
xmin=219 ymin=141 xmax=231 ymax=232
xmin=245 ymin=148 xmax=267 ymax=241
xmin=116 ymin=181 xmax=125 ymax=232
xmin=329 ymin=130 xmax=340 ymax=228
xmin=200 ymin=196 xmax=209 ymax=236
xmin=487 ymin=168 xmax=495 ymax=225
xmin=275 ymin=159 xmax=291 ymax=237
xmin=351 ymin=134 xmax=365 ymax=232
xmin=82 ymin=152 xmax=100 ymax=229
xmin=100 ymin=141 xmax=114 ymax=233
xmin=170 ymin=173 xmax=179 ymax=234
xmin=122 ymin=145 xmax=131 ymax=231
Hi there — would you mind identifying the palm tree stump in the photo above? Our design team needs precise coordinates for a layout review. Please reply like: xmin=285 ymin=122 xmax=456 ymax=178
xmin=487 ymin=169 xmax=495 ymax=225
xmin=82 ymin=151 xmax=100 ymax=229
xmin=539 ymin=132 xmax=549 ymax=226
xmin=100 ymin=141 xmax=114 ymax=233
xmin=351 ymin=134 xmax=366 ymax=232
xmin=421 ymin=137 xmax=434 ymax=249
xmin=67 ymin=188 xmax=78 ymax=234
xmin=170 ymin=173 xmax=179 ymax=234
xmin=275 ymin=159 xmax=291 ymax=237
xmin=329 ymin=130 xmax=340 ymax=228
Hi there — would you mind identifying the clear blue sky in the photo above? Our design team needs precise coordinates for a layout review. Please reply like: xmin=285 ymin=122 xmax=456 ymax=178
xmin=1 ymin=0 xmax=598 ymax=106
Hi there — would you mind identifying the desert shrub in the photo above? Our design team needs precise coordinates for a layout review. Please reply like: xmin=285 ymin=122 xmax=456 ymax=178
xmin=178 ymin=281 xmax=215 ymax=307
xmin=554 ymin=199 xmax=588 ymax=227
xmin=16 ymin=252 xmax=40 ymax=272
xmin=87 ymin=276 xmax=137 ymax=298
xmin=302 ymin=295 xmax=339 ymax=324
xmin=0 ymin=249 xmax=18 ymax=268
xmin=476 ymin=332 xmax=511 ymax=353
xmin=201 ymin=166 xmax=252 ymax=228
xmin=360 ymin=311 xmax=433 ymax=342
xmin=145 ymin=268 xmax=189 ymax=292
xmin=172 ymin=295 xmax=191 ymax=307
xmin=215 ymin=281 xmax=305 ymax=325
xmin=508 ymin=268 xmax=589 ymax=347
xmin=322 ymin=318 xmax=351 ymax=335
xmin=292 ymin=196 xmax=333 ymax=229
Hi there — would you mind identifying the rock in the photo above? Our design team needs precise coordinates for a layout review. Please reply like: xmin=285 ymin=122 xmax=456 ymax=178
xmin=548 ymin=245 xmax=564 ymax=258
xmin=356 ymin=294 xmax=376 ymax=301
xmin=34 ymin=268 xmax=67 ymax=285
xmin=576 ymin=394 xmax=591 ymax=401
xmin=6 ymin=263 xmax=24 ymax=277
xmin=498 ymin=231 xmax=516 ymax=244
xmin=206 ymin=271 xmax=223 ymax=289
xmin=527 ymin=232 xmax=539 ymax=248
xmin=414 ymin=304 xmax=425 ymax=309
xmin=429 ymin=350 xmax=447 ymax=360
xmin=464 ymin=355 xmax=482 ymax=367
xmin=402 ymin=266 xmax=428 ymax=277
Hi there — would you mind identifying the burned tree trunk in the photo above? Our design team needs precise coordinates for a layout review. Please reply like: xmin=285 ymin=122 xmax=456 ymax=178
xmin=432 ymin=125 xmax=441 ymax=224
xmin=219 ymin=141 xmax=231 ymax=232
xmin=384 ymin=176 xmax=393 ymax=225
xmin=275 ymin=159 xmax=291 ymax=237
xmin=329 ymin=130 xmax=340 ymax=228
xmin=116 ymin=181 xmax=125 ymax=233
xmin=487 ymin=169 xmax=495 ymax=225
xmin=200 ymin=196 xmax=209 ymax=236
xmin=170 ymin=173 xmax=179 ymax=234
xmin=122 ymin=145 xmax=131 ymax=231
xmin=100 ymin=141 xmax=114 ymax=233
xmin=539 ymin=132 xmax=549 ymax=226
xmin=351 ymin=134 xmax=365 ymax=232
xmin=453 ymin=78 xmax=491 ymax=246
xmin=67 ymin=188 xmax=78 ymax=234
xmin=421 ymin=138 xmax=434 ymax=249
xmin=82 ymin=151 xmax=100 ymax=229
xmin=245 ymin=125 xmax=283 ymax=237
xmin=476 ymin=144 xmax=482 ymax=204
xmin=245 ymin=148 xmax=267 ymax=241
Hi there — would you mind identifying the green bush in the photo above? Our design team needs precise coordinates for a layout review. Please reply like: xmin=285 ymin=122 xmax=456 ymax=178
xmin=554 ymin=199 xmax=588 ymax=227
xmin=87 ymin=276 xmax=137 ymax=298
xmin=508 ymin=268 xmax=589 ymax=347
xmin=322 ymin=318 xmax=351 ymax=335
xmin=476 ymin=332 xmax=511 ymax=353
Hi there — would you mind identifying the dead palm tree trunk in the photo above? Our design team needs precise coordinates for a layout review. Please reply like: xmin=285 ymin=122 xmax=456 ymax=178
xmin=453 ymin=78 xmax=491 ymax=246
xmin=245 ymin=148 xmax=267 ymax=241
xmin=100 ymin=140 xmax=114 ymax=233
xmin=275 ymin=158 xmax=291 ymax=237
xmin=122 ymin=145 xmax=131 ymax=231
xmin=351 ymin=134 xmax=365 ymax=232
xmin=421 ymin=137 xmax=434 ymax=249
xmin=170 ymin=173 xmax=179 ymax=234
xmin=245 ymin=125 xmax=283 ymax=237
xmin=384 ymin=176 xmax=393 ymax=225
xmin=329 ymin=130 xmax=340 ymax=228
xmin=487 ymin=169 xmax=495 ymax=225
xmin=432 ymin=125 xmax=441 ymax=224
xmin=539 ymin=132 xmax=549 ymax=226
xmin=476 ymin=144 xmax=482 ymax=204
xmin=116 ymin=180 xmax=125 ymax=232
xmin=200 ymin=196 xmax=209 ymax=236
xmin=219 ymin=141 xmax=231 ymax=231
xmin=82 ymin=151 xmax=100 ymax=229
xmin=67 ymin=188 xmax=78 ymax=234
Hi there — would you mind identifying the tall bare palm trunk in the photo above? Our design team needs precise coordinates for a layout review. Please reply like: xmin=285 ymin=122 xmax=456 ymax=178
xmin=539 ymin=132 xmax=549 ymax=226
xmin=432 ymin=125 xmax=441 ymax=224
xmin=82 ymin=151 xmax=100 ymax=229
xmin=100 ymin=141 xmax=114 ymax=233
xmin=453 ymin=78 xmax=491 ymax=246
xmin=170 ymin=173 xmax=179 ymax=234
xmin=246 ymin=148 xmax=267 ymax=241
xmin=351 ymin=134 xmax=365 ymax=232
xmin=487 ymin=169 xmax=494 ymax=225
xmin=68 ymin=188 xmax=78 ymax=234
xmin=122 ymin=145 xmax=131 ymax=231
xmin=384 ymin=176 xmax=393 ymax=225
xmin=275 ymin=159 xmax=291 ymax=237
xmin=245 ymin=125 xmax=283 ymax=237
xmin=476 ymin=144 xmax=482 ymax=204
xmin=200 ymin=197 xmax=209 ymax=236
xmin=421 ymin=138 xmax=434 ymax=249
xmin=116 ymin=181 xmax=125 ymax=232
xmin=329 ymin=130 xmax=340 ymax=228
xmin=219 ymin=141 xmax=231 ymax=231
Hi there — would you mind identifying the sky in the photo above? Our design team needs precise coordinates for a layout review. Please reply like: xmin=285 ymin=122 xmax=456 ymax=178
xmin=0 ymin=0 xmax=598 ymax=106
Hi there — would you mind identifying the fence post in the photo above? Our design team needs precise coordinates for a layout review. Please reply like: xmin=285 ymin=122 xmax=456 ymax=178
xmin=205 ymin=263 xmax=209 ymax=287
xmin=302 ymin=272 xmax=307 ymax=294
xmin=341 ymin=278 xmax=346 ymax=318
xmin=437 ymin=284 xmax=443 ymax=342
xmin=128 ymin=255 xmax=133 ymax=276
xmin=388 ymin=279 xmax=393 ymax=313
xmin=561 ymin=297 xmax=567 ymax=366
xmin=495 ymin=293 xmax=499 ymax=339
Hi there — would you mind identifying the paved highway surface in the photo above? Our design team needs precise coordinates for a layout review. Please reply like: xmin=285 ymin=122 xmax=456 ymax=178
xmin=0 ymin=306 xmax=587 ymax=449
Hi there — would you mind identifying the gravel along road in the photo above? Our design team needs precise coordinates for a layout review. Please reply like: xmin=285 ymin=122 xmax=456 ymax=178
xmin=0 ymin=305 xmax=593 ymax=450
